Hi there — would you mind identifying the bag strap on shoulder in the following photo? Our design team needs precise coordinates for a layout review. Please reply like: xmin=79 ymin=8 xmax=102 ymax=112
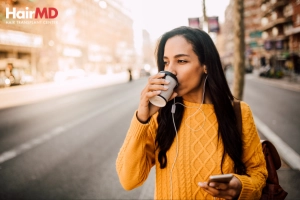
xmin=233 ymin=100 xmax=242 ymax=135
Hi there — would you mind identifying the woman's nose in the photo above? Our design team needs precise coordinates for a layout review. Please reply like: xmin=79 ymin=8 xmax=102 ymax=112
xmin=165 ymin=64 xmax=177 ymax=75
xmin=168 ymin=70 xmax=177 ymax=76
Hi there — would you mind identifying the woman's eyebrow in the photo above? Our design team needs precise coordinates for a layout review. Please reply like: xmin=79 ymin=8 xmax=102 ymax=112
xmin=163 ymin=54 xmax=190 ymax=59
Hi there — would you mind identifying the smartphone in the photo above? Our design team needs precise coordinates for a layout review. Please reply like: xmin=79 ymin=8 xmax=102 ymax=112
xmin=208 ymin=174 xmax=233 ymax=183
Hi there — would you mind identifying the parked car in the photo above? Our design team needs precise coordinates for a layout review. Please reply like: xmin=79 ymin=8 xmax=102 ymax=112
xmin=259 ymin=66 xmax=283 ymax=78
xmin=0 ymin=75 xmax=11 ymax=87
xmin=245 ymin=64 xmax=253 ymax=73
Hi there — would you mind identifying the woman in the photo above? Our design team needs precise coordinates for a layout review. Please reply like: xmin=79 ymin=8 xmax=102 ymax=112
xmin=116 ymin=26 xmax=267 ymax=199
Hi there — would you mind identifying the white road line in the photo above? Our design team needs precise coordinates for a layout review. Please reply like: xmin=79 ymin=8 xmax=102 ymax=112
xmin=0 ymin=96 xmax=130 ymax=164
xmin=254 ymin=115 xmax=300 ymax=170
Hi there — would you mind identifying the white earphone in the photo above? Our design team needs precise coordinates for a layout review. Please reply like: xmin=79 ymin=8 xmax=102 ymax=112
xmin=169 ymin=75 xmax=208 ymax=199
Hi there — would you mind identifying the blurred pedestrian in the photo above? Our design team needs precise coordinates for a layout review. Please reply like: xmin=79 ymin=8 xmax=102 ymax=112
xmin=5 ymin=63 xmax=14 ymax=78
xmin=260 ymin=56 xmax=266 ymax=68
xmin=5 ymin=63 xmax=16 ymax=84
xmin=116 ymin=26 xmax=267 ymax=199
xmin=128 ymin=68 xmax=132 ymax=82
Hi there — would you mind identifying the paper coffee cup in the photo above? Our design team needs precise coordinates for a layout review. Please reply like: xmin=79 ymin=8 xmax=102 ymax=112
xmin=149 ymin=71 xmax=178 ymax=107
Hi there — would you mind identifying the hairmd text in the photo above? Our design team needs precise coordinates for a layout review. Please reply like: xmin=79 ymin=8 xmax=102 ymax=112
xmin=6 ymin=7 xmax=58 ymax=19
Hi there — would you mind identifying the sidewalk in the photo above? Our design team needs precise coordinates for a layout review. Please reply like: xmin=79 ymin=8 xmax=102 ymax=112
xmin=258 ymin=131 xmax=300 ymax=199
xmin=0 ymin=72 xmax=130 ymax=109
xmin=251 ymin=69 xmax=300 ymax=92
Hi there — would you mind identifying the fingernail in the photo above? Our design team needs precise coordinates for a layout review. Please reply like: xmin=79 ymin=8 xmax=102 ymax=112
xmin=163 ymin=85 xmax=169 ymax=89
xmin=156 ymin=90 xmax=161 ymax=94
xmin=209 ymin=182 xmax=215 ymax=187
xmin=165 ymin=80 xmax=170 ymax=84
xmin=159 ymin=73 xmax=165 ymax=76
xmin=198 ymin=182 xmax=203 ymax=187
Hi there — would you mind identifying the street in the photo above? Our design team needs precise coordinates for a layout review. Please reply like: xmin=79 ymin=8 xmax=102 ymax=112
xmin=0 ymin=79 xmax=154 ymax=200
xmin=0 ymin=75 xmax=300 ymax=199
xmin=244 ymin=75 xmax=300 ymax=153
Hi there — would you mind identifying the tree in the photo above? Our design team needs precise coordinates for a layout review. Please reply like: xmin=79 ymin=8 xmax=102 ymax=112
xmin=233 ymin=0 xmax=245 ymax=100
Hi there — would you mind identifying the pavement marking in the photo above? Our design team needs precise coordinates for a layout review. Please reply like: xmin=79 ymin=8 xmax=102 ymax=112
xmin=254 ymin=115 xmax=300 ymax=170
xmin=0 ymin=95 xmax=131 ymax=164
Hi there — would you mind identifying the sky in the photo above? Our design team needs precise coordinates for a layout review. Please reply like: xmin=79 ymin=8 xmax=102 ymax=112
xmin=124 ymin=0 xmax=230 ymax=41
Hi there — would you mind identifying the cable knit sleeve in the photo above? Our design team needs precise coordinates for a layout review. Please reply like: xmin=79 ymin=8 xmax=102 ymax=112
xmin=116 ymin=111 xmax=157 ymax=190
xmin=234 ymin=102 xmax=268 ymax=200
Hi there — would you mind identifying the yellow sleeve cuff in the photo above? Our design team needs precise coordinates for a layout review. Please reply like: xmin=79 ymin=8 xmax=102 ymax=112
xmin=234 ymin=174 xmax=255 ymax=200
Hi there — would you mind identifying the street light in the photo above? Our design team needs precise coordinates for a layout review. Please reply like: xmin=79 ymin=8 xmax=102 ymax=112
xmin=48 ymin=40 xmax=55 ymax=47
xmin=262 ymin=31 xmax=269 ymax=39
xmin=271 ymin=12 xmax=277 ymax=21
xmin=272 ymin=27 xmax=278 ymax=37
xmin=99 ymin=1 xmax=107 ymax=9
xmin=261 ymin=17 xmax=268 ymax=26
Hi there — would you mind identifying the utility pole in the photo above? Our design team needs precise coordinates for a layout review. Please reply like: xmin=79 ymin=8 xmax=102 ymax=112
xmin=233 ymin=0 xmax=245 ymax=100
xmin=202 ymin=0 xmax=207 ymax=22
xmin=202 ymin=0 xmax=209 ymax=32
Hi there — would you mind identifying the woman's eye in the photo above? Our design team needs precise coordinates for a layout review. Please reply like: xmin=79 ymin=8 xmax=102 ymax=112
xmin=178 ymin=60 xmax=187 ymax=63
xmin=164 ymin=61 xmax=168 ymax=65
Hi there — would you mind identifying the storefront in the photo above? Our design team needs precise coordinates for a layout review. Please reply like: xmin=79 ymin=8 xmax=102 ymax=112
xmin=0 ymin=29 xmax=43 ymax=83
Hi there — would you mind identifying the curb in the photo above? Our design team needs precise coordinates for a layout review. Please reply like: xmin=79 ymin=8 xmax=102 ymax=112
xmin=254 ymin=115 xmax=300 ymax=171
xmin=247 ymin=73 xmax=300 ymax=93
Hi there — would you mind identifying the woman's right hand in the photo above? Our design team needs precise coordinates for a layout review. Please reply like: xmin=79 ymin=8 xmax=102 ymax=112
xmin=137 ymin=72 xmax=177 ymax=123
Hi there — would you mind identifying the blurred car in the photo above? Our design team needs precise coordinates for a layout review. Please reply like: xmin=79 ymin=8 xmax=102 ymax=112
xmin=10 ymin=67 xmax=23 ymax=85
xmin=245 ymin=65 xmax=253 ymax=73
xmin=259 ymin=66 xmax=283 ymax=78
xmin=0 ymin=75 xmax=11 ymax=87
xmin=20 ymin=74 xmax=34 ymax=84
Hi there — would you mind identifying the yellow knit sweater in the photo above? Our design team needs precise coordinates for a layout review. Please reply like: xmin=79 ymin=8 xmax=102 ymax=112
xmin=116 ymin=101 xmax=267 ymax=200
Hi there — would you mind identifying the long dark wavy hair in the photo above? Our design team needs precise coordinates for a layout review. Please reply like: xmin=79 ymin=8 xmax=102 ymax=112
xmin=155 ymin=26 xmax=247 ymax=175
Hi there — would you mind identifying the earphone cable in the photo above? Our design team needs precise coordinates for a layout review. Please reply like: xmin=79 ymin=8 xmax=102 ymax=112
xmin=170 ymin=111 xmax=179 ymax=200
xmin=169 ymin=75 xmax=208 ymax=200
xmin=174 ymin=75 xmax=208 ymax=132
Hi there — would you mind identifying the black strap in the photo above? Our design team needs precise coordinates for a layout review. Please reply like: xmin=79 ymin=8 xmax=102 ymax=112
xmin=233 ymin=100 xmax=242 ymax=135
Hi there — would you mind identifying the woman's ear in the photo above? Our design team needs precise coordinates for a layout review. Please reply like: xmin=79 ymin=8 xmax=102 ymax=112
xmin=204 ymin=65 xmax=207 ymax=74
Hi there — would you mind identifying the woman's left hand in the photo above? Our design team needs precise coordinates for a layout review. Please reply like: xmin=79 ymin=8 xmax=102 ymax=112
xmin=198 ymin=176 xmax=242 ymax=199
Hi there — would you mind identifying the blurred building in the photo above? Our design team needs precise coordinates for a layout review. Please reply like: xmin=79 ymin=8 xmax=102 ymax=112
xmin=287 ymin=0 xmax=300 ymax=74
xmin=289 ymin=0 xmax=300 ymax=52
xmin=244 ymin=0 xmax=261 ymax=71
xmin=0 ymin=0 xmax=135 ymax=82
xmin=222 ymin=0 xmax=234 ymax=68
xmin=222 ymin=0 xmax=300 ymax=74
xmin=0 ymin=0 xmax=44 ymax=83
xmin=260 ymin=0 xmax=292 ymax=70
xmin=142 ymin=29 xmax=155 ymax=72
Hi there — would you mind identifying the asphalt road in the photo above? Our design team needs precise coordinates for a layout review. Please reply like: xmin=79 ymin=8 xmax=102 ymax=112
xmin=0 ymin=79 xmax=154 ymax=200
xmin=243 ymin=75 xmax=300 ymax=154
